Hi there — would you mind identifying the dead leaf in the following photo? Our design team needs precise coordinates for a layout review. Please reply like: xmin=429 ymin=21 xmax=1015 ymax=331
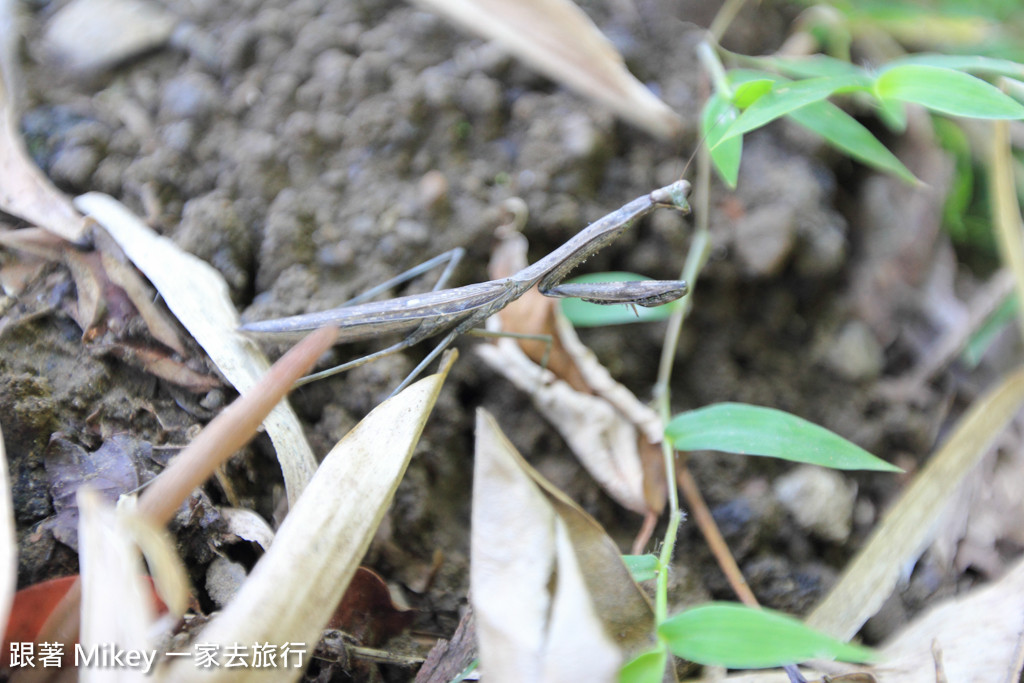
xmin=74 ymin=192 xmax=318 ymax=507
xmin=471 ymin=410 xmax=655 ymax=682
xmin=0 ymin=14 xmax=86 ymax=243
xmin=77 ymin=489 xmax=156 ymax=682
xmin=328 ymin=567 xmax=415 ymax=647
xmin=409 ymin=0 xmax=683 ymax=140
xmin=94 ymin=229 xmax=186 ymax=355
xmin=157 ymin=360 xmax=452 ymax=682
xmin=478 ymin=223 xmax=665 ymax=516
xmin=807 ymin=367 xmax=1024 ymax=641
xmin=218 ymin=507 xmax=275 ymax=551
xmin=44 ymin=435 xmax=143 ymax=550
xmin=93 ymin=341 xmax=222 ymax=392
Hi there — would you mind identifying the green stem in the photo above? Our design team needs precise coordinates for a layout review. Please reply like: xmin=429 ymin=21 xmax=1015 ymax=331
xmin=698 ymin=40 xmax=733 ymax=99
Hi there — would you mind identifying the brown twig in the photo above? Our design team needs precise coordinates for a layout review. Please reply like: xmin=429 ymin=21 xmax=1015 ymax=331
xmin=676 ymin=460 xmax=759 ymax=607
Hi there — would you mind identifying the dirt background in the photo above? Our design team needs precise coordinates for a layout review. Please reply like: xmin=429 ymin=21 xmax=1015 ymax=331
xmin=2 ymin=0 xmax=1016 ymax=680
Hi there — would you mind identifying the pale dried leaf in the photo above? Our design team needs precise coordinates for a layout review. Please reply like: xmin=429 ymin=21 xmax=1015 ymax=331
xmin=42 ymin=0 xmax=177 ymax=73
xmin=872 ymin=553 xmax=1024 ymax=682
xmin=480 ymin=225 xmax=662 ymax=514
xmin=220 ymin=507 xmax=276 ymax=551
xmin=116 ymin=497 xmax=191 ymax=619
xmin=0 ymin=422 xmax=15 ymax=644
xmin=77 ymin=489 xmax=155 ymax=682
xmin=472 ymin=409 xmax=557 ymax=682
xmin=543 ymin=517 xmax=621 ymax=682
xmin=410 ymin=0 xmax=683 ymax=139
xmin=73 ymin=192 xmax=317 ymax=506
xmin=0 ymin=21 xmax=86 ymax=242
xmin=472 ymin=410 xmax=654 ymax=682
xmin=807 ymin=367 xmax=1024 ymax=640
xmin=157 ymin=362 xmax=451 ymax=682
xmin=477 ymin=338 xmax=649 ymax=513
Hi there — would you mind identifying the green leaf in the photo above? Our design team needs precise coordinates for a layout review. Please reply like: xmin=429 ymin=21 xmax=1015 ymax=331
xmin=622 ymin=554 xmax=659 ymax=583
xmin=702 ymin=94 xmax=742 ymax=187
xmin=885 ymin=54 xmax=1024 ymax=80
xmin=744 ymin=54 xmax=867 ymax=80
xmin=876 ymin=65 xmax=1024 ymax=119
xmin=787 ymin=101 xmax=918 ymax=184
xmin=619 ymin=647 xmax=667 ymax=683
xmin=876 ymin=97 xmax=908 ymax=132
xmin=659 ymin=603 xmax=877 ymax=669
xmin=717 ymin=74 xmax=872 ymax=144
xmin=732 ymin=79 xmax=774 ymax=109
xmin=560 ymin=273 xmax=679 ymax=327
xmin=665 ymin=402 xmax=901 ymax=472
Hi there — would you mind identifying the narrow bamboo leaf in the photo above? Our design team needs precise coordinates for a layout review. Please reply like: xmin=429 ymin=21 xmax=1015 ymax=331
xmin=876 ymin=97 xmax=908 ymax=132
xmin=619 ymin=647 xmax=666 ymax=683
xmin=787 ymin=101 xmax=918 ymax=184
xmin=885 ymin=54 xmax=1024 ymax=80
xmin=876 ymin=65 xmax=1024 ymax=119
xmin=744 ymin=54 xmax=867 ymax=80
xmin=732 ymin=79 xmax=774 ymax=109
xmin=717 ymin=74 xmax=872 ymax=144
xmin=560 ymin=273 xmax=679 ymax=327
xmin=702 ymin=94 xmax=741 ymax=187
xmin=665 ymin=402 xmax=901 ymax=472
xmin=659 ymin=602 xmax=876 ymax=669
xmin=622 ymin=554 xmax=658 ymax=583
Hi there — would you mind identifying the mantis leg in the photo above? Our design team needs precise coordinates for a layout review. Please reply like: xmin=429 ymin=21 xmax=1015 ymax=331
xmin=293 ymin=326 xmax=442 ymax=387
xmin=342 ymin=248 xmax=465 ymax=307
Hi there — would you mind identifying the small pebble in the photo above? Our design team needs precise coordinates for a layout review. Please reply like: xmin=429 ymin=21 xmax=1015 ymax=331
xmin=774 ymin=465 xmax=857 ymax=543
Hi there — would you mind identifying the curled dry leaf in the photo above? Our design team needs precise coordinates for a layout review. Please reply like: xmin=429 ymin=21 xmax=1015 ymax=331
xmin=409 ymin=0 xmax=683 ymax=140
xmin=477 ymin=223 xmax=664 ymax=516
xmin=157 ymin=359 xmax=452 ymax=682
xmin=218 ymin=507 xmax=276 ymax=551
xmin=74 ymin=192 xmax=317 ymax=506
xmin=471 ymin=410 xmax=655 ymax=683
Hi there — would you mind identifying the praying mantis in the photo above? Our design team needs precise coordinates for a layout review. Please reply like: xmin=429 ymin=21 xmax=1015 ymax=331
xmin=241 ymin=180 xmax=692 ymax=394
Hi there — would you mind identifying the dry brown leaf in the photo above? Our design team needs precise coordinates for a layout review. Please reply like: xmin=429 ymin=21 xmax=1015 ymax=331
xmin=95 ymin=230 xmax=186 ymax=355
xmin=157 ymin=360 xmax=452 ymax=682
xmin=471 ymin=410 xmax=655 ymax=682
xmin=409 ymin=0 xmax=683 ymax=140
xmin=74 ymin=192 xmax=318 ymax=506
